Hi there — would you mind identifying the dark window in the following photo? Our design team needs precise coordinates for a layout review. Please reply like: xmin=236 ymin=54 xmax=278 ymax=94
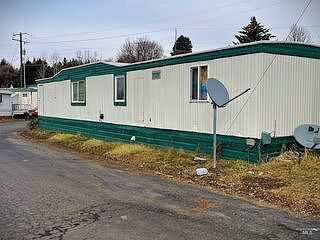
xmin=115 ymin=75 xmax=125 ymax=102
xmin=191 ymin=67 xmax=198 ymax=100
xmin=72 ymin=80 xmax=86 ymax=103
xmin=190 ymin=66 xmax=208 ymax=101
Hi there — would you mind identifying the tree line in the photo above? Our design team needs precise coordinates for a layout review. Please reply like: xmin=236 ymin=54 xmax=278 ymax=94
xmin=0 ymin=56 xmax=97 ymax=88
xmin=0 ymin=16 xmax=312 ymax=88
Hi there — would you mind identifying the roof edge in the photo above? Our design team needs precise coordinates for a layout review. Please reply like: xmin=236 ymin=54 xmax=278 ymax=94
xmin=37 ymin=41 xmax=320 ymax=84
xmin=36 ymin=61 xmax=127 ymax=83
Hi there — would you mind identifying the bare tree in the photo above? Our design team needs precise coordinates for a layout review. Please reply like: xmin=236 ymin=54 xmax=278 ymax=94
xmin=287 ymin=25 xmax=311 ymax=43
xmin=50 ymin=52 xmax=60 ymax=74
xmin=76 ymin=51 xmax=83 ymax=62
xmin=116 ymin=37 xmax=164 ymax=63
xmin=76 ymin=50 xmax=100 ymax=63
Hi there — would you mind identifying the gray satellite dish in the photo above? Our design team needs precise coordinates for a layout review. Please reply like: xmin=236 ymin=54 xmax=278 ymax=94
xmin=207 ymin=78 xmax=229 ymax=107
xmin=294 ymin=124 xmax=320 ymax=150
xmin=206 ymin=78 xmax=250 ymax=168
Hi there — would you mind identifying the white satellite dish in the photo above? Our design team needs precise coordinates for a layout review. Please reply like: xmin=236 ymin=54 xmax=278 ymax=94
xmin=206 ymin=78 xmax=250 ymax=168
xmin=294 ymin=124 xmax=320 ymax=150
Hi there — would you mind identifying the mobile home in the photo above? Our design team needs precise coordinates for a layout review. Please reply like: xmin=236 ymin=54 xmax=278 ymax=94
xmin=11 ymin=87 xmax=38 ymax=115
xmin=36 ymin=41 xmax=320 ymax=163
xmin=0 ymin=87 xmax=38 ymax=117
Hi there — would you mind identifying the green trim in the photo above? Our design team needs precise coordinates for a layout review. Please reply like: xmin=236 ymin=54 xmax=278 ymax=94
xmin=36 ymin=42 xmax=320 ymax=84
xmin=113 ymin=74 xmax=127 ymax=107
xmin=114 ymin=101 xmax=126 ymax=106
xmin=117 ymin=43 xmax=320 ymax=73
xmin=37 ymin=62 xmax=121 ymax=84
xmin=71 ymin=79 xmax=85 ymax=82
xmin=71 ymin=102 xmax=86 ymax=106
xmin=38 ymin=116 xmax=298 ymax=164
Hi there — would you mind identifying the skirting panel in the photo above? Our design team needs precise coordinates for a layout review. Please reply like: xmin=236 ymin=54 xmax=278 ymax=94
xmin=38 ymin=116 xmax=296 ymax=163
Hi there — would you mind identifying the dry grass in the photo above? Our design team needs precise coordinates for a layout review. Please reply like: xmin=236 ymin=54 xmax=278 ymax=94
xmin=24 ymin=129 xmax=320 ymax=217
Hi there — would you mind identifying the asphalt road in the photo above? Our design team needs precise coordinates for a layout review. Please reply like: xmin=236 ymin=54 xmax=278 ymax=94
xmin=0 ymin=121 xmax=319 ymax=240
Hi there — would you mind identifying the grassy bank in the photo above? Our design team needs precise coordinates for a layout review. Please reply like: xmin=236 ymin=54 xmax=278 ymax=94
xmin=23 ymin=129 xmax=320 ymax=217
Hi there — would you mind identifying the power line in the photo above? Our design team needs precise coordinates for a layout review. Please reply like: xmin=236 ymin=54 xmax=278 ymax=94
xmin=26 ymin=0 xmax=283 ymax=45
xmin=32 ymin=29 xmax=171 ymax=44
xmin=224 ymin=0 xmax=313 ymax=134
xmin=27 ymin=0 xmax=254 ymax=40
xmin=178 ymin=0 xmax=284 ymax=30
xmin=178 ymin=24 xmax=320 ymax=31
xmin=28 ymin=1 xmax=282 ymax=44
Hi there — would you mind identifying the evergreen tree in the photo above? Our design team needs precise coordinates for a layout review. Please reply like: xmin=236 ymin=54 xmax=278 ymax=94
xmin=233 ymin=17 xmax=275 ymax=44
xmin=0 ymin=59 xmax=19 ymax=87
xmin=171 ymin=35 xmax=193 ymax=56
xmin=23 ymin=58 xmax=53 ymax=85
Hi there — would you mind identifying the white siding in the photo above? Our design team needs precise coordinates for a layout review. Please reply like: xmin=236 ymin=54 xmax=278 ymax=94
xmin=128 ymin=53 xmax=269 ymax=137
xmin=0 ymin=94 xmax=13 ymax=116
xmin=255 ymin=54 xmax=320 ymax=137
xmin=16 ymin=91 xmax=38 ymax=109
xmin=39 ymin=53 xmax=320 ymax=139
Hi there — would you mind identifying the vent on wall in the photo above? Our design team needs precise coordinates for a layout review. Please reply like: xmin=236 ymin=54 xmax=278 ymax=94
xmin=152 ymin=70 xmax=161 ymax=80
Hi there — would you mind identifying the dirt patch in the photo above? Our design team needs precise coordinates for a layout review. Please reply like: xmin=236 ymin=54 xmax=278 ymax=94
xmin=22 ymin=129 xmax=320 ymax=217
xmin=192 ymin=197 xmax=220 ymax=214
xmin=240 ymin=175 xmax=287 ymax=192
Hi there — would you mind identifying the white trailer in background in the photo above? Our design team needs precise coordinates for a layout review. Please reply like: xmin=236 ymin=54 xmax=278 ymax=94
xmin=0 ymin=87 xmax=38 ymax=117
xmin=11 ymin=87 xmax=38 ymax=115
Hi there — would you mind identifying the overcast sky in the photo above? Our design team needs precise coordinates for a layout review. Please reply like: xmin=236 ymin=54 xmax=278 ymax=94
xmin=1 ymin=0 xmax=319 ymax=66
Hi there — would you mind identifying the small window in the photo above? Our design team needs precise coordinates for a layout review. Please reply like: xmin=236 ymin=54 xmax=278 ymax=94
xmin=71 ymin=80 xmax=86 ymax=104
xmin=152 ymin=70 xmax=161 ymax=80
xmin=22 ymin=93 xmax=28 ymax=97
xmin=190 ymin=65 xmax=208 ymax=101
xmin=0 ymin=94 xmax=2 ymax=103
xmin=114 ymin=75 xmax=126 ymax=105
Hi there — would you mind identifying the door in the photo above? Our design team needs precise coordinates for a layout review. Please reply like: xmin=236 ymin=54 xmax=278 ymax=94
xmin=132 ymin=77 xmax=144 ymax=124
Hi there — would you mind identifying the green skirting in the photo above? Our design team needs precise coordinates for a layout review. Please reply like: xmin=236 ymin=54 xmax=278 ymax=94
xmin=38 ymin=116 xmax=296 ymax=164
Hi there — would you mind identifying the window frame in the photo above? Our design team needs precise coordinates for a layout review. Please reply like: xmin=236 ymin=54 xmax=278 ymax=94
xmin=71 ymin=80 xmax=86 ymax=106
xmin=114 ymin=74 xmax=126 ymax=106
xmin=189 ymin=65 xmax=209 ymax=102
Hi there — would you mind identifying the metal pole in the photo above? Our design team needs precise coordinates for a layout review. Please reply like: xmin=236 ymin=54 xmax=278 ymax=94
xmin=19 ymin=32 xmax=23 ymax=88
xmin=23 ymin=61 xmax=26 ymax=88
xmin=13 ymin=32 xmax=30 ymax=87
xmin=213 ymin=104 xmax=217 ymax=168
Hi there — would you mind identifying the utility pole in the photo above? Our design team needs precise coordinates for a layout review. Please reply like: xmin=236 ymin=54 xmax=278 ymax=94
xmin=12 ymin=32 xmax=30 ymax=88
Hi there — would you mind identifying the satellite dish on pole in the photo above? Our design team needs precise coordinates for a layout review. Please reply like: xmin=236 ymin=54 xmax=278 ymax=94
xmin=207 ymin=79 xmax=229 ymax=107
xmin=294 ymin=124 xmax=320 ymax=149
xmin=207 ymin=78 xmax=250 ymax=168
